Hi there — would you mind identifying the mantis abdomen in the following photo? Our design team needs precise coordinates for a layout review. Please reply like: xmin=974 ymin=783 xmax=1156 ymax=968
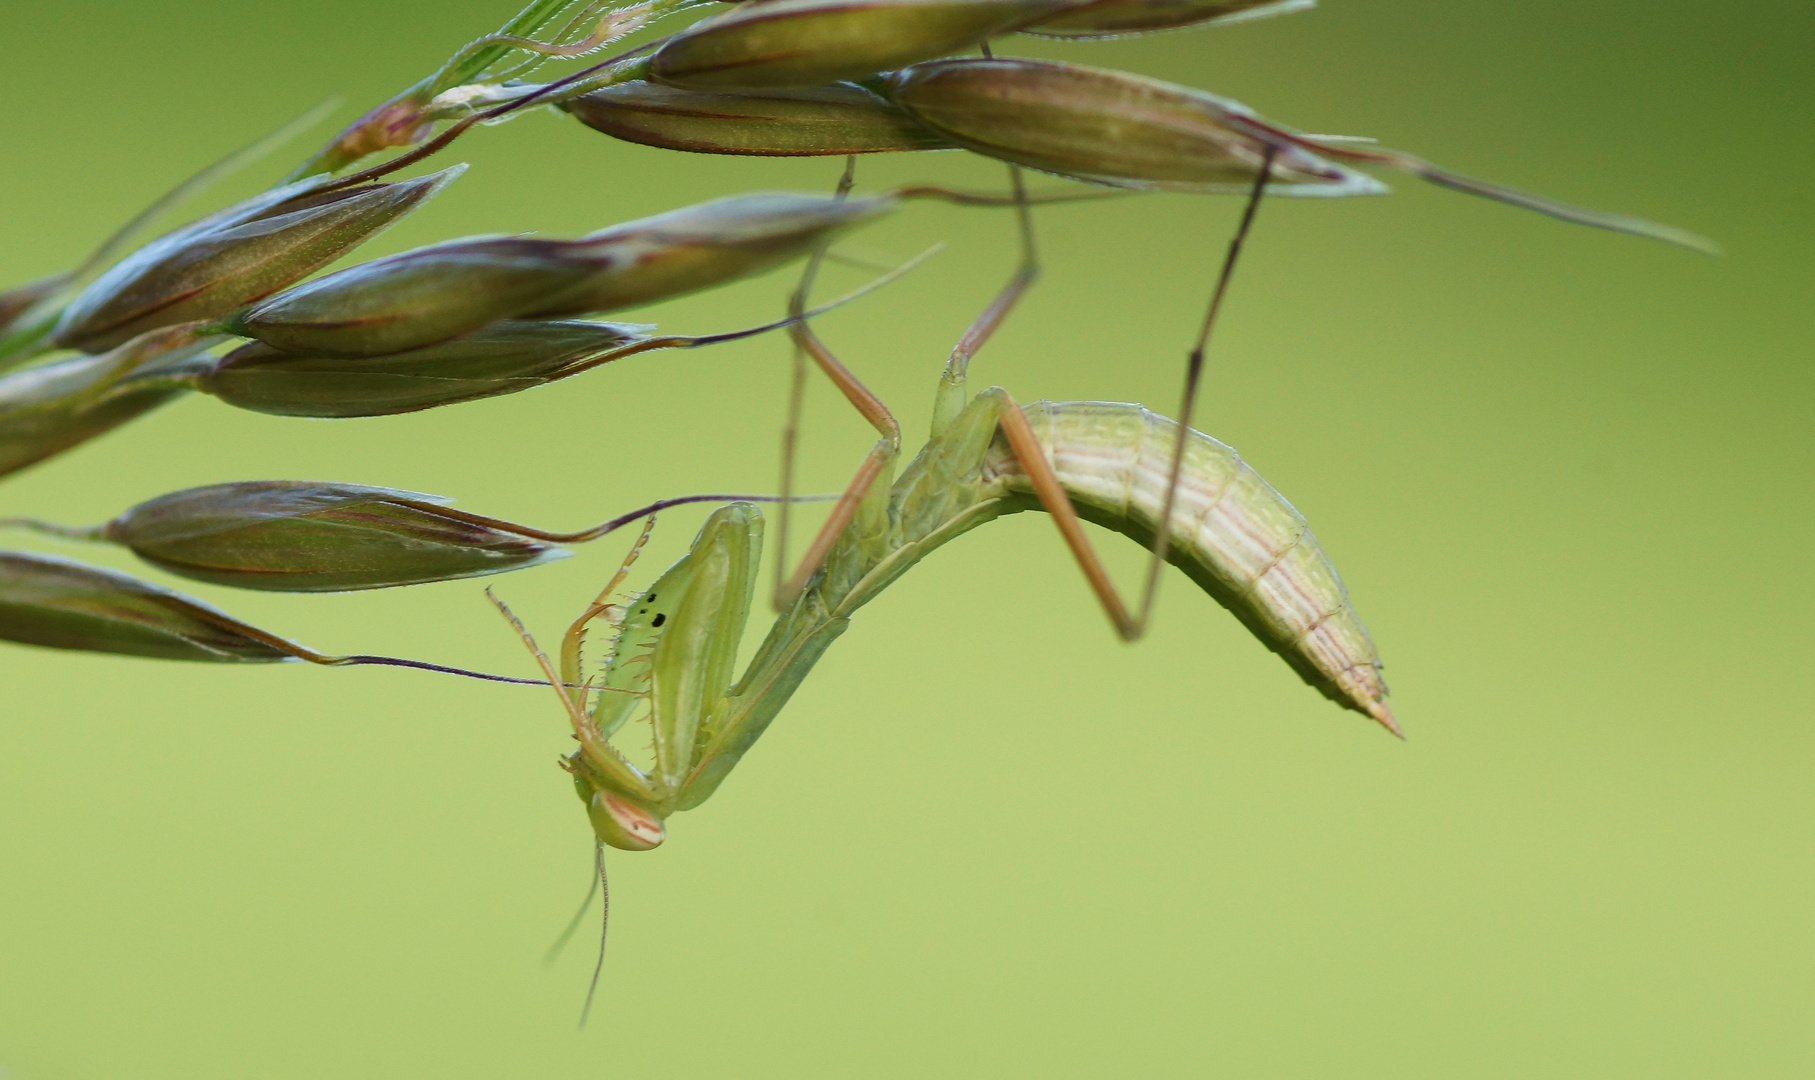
xmin=985 ymin=400 xmax=1392 ymax=728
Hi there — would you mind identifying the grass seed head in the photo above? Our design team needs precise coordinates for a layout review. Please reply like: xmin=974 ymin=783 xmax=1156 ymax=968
xmin=221 ymin=235 xmax=607 ymax=358
xmin=649 ymin=0 xmax=1091 ymax=91
xmin=0 ymin=551 xmax=294 ymax=662
xmin=199 ymin=319 xmax=646 ymax=418
xmin=99 ymin=480 xmax=571 ymax=592
xmin=308 ymin=95 xmax=439 ymax=177
xmin=564 ymin=80 xmax=955 ymax=157
xmin=1022 ymin=0 xmax=1311 ymax=38
xmin=521 ymin=192 xmax=901 ymax=318
xmin=225 ymin=191 xmax=898 ymax=357
xmin=52 ymin=167 xmax=464 ymax=355
xmin=0 ymin=275 xmax=70 ymax=337
xmin=0 ymin=326 xmax=209 ymax=480
xmin=877 ymin=58 xmax=1386 ymax=195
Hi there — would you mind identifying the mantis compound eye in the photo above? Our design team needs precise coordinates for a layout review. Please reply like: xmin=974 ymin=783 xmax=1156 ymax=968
xmin=588 ymin=789 xmax=666 ymax=852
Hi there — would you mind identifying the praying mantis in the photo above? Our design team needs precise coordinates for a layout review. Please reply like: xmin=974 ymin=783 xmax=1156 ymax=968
xmin=497 ymin=367 xmax=1394 ymax=839
xmin=492 ymin=205 xmax=1393 ymax=1014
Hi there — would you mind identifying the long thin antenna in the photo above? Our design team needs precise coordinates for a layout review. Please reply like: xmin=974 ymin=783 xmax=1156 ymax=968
xmin=543 ymin=863 xmax=601 ymax=966
xmin=578 ymin=841 xmax=610 ymax=1029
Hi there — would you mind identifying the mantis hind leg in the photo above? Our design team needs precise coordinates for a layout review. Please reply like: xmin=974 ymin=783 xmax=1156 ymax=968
xmin=982 ymin=142 xmax=1271 ymax=644
xmin=985 ymin=387 xmax=1146 ymax=641
xmin=1134 ymin=145 xmax=1278 ymax=637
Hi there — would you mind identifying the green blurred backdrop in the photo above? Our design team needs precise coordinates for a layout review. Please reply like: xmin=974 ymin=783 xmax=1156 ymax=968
xmin=1 ymin=0 xmax=1809 ymax=1076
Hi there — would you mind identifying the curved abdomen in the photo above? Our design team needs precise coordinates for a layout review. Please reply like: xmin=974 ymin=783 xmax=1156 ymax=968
xmin=983 ymin=400 xmax=1394 ymax=731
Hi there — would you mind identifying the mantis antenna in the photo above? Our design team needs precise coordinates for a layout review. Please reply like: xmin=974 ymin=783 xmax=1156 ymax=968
xmin=543 ymin=864 xmax=600 ymax=967
xmin=580 ymin=840 xmax=610 ymax=1029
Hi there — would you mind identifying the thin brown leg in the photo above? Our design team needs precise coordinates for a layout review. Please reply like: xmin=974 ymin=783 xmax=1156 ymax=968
xmin=773 ymin=317 xmax=900 ymax=607
xmin=1134 ymin=146 xmax=1276 ymax=631
xmin=775 ymin=156 xmax=861 ymax=606
xmin=992 ymin=390 xmax=1140 ymax=640
xmin=777 ymin=162 xmax=1045 ymax=607
xmin=941 ymin=164 xmax=1040 ymax=388
xmin=980 ymin=152 xmax=1273 ymax=643
xmin=775 ymin=439 xmax=892 ymax=605
xmin=488 ymin=588 xmax=655 ymax=802
xmin=939 ymin=43 xmax=1044 ymax=391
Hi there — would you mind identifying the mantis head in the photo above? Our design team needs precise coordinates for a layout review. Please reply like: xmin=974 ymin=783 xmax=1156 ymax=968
xmin=577 ymin=775 xmax=667 ymax=851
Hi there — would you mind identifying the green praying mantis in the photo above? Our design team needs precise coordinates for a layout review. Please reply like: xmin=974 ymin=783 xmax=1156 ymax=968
xmin=490 ymin=171 xmax=1393 ymax=1015
xmin=495 ymin=358 xmax=1394 ymax=840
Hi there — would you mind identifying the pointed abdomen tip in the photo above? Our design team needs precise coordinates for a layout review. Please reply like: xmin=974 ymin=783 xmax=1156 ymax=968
xmin=1370 ymin=702 xmax=1404 ymax=740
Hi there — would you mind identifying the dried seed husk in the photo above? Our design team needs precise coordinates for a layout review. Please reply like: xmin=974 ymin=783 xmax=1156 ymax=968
xmin=0 ymin=275 xmax=70 ymax=373
xmin=522 ymin=192 xmax=899 ymax=317
xmin=1021 ymin=0 xmax=1311 ymax=38
xmin=649 ymin=0 xmax=1088 ymax=91
xmin=94 ymin=480 xmax=570 ymax=592
xmin=225 ymin=192 xmax=895 ymax=356
xmin=198 ymin=320 xmax=646 ymax=418
xmin=0 ymin=550 xmax=293 ymax=661
xmin=221 ymin=235 xmax=607 ymax=358
xmin=0 ymin=275 xmax=68 ymax=337
xmin=884 ymin=58 xmax=1719 ymax=250
xmin=52 ymin=167 xmax=463 ymax=355
xmin=0 ymin=326 xmax=211 ymax=481
xmin=0 ymin=360 xmax=184 ymax=479
xmin=876 ymin=58 xmax=1385 ymax=195
xmin=564 ymin=80 xmax=955 ymax=156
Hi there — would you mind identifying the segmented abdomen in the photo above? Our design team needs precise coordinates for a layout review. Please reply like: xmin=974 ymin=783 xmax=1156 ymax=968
xmin=983 ymin=400 xmax=1393 ymax=730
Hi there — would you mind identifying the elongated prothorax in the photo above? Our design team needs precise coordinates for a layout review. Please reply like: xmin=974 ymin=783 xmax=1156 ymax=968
xmin=83 ymin=481 xmax=571 ymax=592
xmin=649 ymin=0 xmax=1091 ymax=91
xmin=52 ymin=167 xmax=462 ymax=355
xmin=221 ymin=192 xmax=896 ymax=357
xmin=564 ymin=80 xmax=955 ymax=156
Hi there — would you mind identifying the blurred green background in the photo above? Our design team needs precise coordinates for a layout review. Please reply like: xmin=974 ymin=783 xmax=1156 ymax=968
xmin=1 ymin=0 xmax=1809 ymax=1076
